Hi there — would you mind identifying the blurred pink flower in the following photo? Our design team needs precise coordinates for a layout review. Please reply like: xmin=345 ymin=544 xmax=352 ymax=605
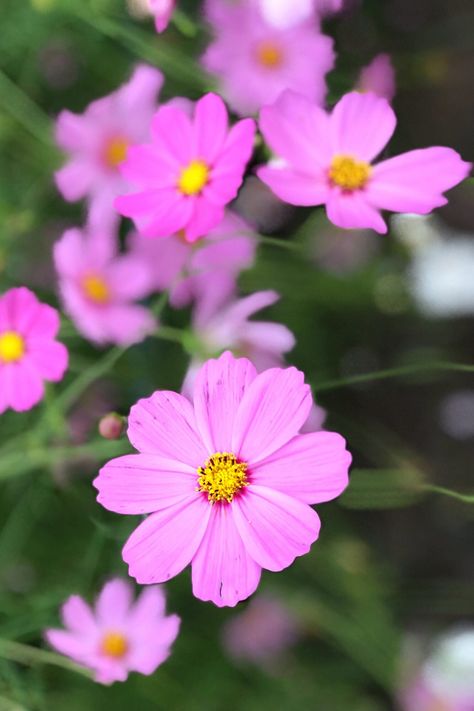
xmin=356 ymin=54 xmax=396 ymax=101
xmin=181 ymin=290 xmax=295 ymax=397
xmin=54 ymin=225 xmax=155 ymax=346
xmin=45 ymin=579 xmax=180 ymax=685
xmin=116 ymin=93 xmax=256 ymax=242
xmin=94 ymin=351 xmax=351 ymax=607
xmin=257 ymin=0 xmax=343 ymax=28
xmin=0 ymin=287 xmax=68 ymax=414
xmin=222 ymin=594 xmax=299 ymax=665
xmin=129 ymin=210 xmax=257 ymax=315
xmin=257 ymin=90 xmax=471 ymax=234
xmin=149 ymin=0 xmax=176 ymax=31
xmin=55 ymin=64 xmax=163 ymax=212
xmin=202 ymin=2 xmax=334 ymax=115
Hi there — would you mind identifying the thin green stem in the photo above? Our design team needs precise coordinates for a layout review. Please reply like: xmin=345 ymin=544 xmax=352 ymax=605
xmin=425 ymin=485 xmax=474 ymax=504
xmin=0 ymin=639 xmax=91 ymax=679
xmin=0 ymin=69 xmax=53 ymax=149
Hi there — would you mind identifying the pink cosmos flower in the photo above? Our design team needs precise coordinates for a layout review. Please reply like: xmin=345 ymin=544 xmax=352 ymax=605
xmin=149 ymin=0 xmax=176 ymax=32
xmin=45 ymin=579 xmax=180 ymax=685
xmin=0 ymin=288 xmax=68 ymax=414
xmin=55 ymin=64 xmax=163 ymax=212
xmin=202 ymin=3 xmax=334 ymax=116
xmin=94 ymin=351 xmax=351 ymax=607
xmin=256 ymin=0 xmax=343 ymax=28
xmin=356 ymin=54 xmax=396 ymax=101
xmin=115 ymin=93 xmax=256 ymax=242
xmin=54 ymin=225 xmax=155 ymax=346
xmin=257 ymin=90 xmax=471 ymax=234
xmin=129 ymin=210 xmax=257 ymax=316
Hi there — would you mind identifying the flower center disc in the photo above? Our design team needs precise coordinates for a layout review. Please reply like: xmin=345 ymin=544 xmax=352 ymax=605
xmin=0 ymin=331 xmax=25 ymax=363
xmin=256 ymin=41 xmax=284 ymax=68
xmin=100 ymin=631 xmax=129 ymax=659
xmin=178 ymin=160 xmax=210 ymax=196
xmin=104 ymin=137 xmax=129 ymax=169
xmin=197 ymin=452 xmax=248 ymax=503
xmin=329 ymin=155 xmax=372 ymax=191
xmin=82 ymin=274 xmax=110 ymax=304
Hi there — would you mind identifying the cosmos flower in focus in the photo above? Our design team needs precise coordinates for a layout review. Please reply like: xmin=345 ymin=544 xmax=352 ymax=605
xmin=94 ymin=351 xmax=351 ymax=607
xmin=54 ymin=225 xmax=155 ymax=346
xmin=45 ymin=579 xmax=180 ymax=685
xmin=55 ymin=64 xmax=163 ymax=212
xmin=116 ymin=93 xmax=256 ymax=242
xmin=356 ymin=54 xmax=396 ymax=101
xmin=0 ymin=287 xmax=68 ymax=414
xmin=257 ymin=90 xmax=471 ymax=234
xmin=202 ymin=1 xmax=334 ymax=115
xmin=149 ymin=0 xmax=176 ymax=32
xmin=129 ymin=210 xmax=257 ymax=317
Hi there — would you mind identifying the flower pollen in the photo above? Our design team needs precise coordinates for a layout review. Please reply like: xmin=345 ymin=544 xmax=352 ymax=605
xmin=256 ymin=41 xmax=284 ymax=69
xmin=197 ymin=452 xmax=248 ymax=503
xmin=103 ymin=137 xmax=129 ymax=169
xmin=178 ymin=160 xmax=210 ymax=196
xmin=329 ymin=154 xmax=372 ymax=191
xmin=0 ymin=331 xmax=25 ymax=364
xmin=100 ymin=631 xmax=129 ymax=659
xmin=81 ymin=274 xmax=110 ymax=304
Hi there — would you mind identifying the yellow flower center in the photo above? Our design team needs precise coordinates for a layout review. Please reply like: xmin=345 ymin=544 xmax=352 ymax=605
xmin=100 ymin=631 xmax=129 ymax=659
xmin=256 ymin=41 xmax=284 ymax=68
xmin=178 ymin=160 xmax=210 ymax=196
xmin=0 ymin=331 xmax=25 ymax=364
xmin=197 ymin=452 xmax=248 ymax=504
xmin=329 ymin=155 xmax=372 ymax=191
xmin=103 ymin=137 xmax=129 ymax=169
xmin=81 ymin=274 xmax=110 ymax=304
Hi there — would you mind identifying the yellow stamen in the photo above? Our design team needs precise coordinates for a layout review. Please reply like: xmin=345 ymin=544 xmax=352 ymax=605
xmin=178 ymin=160 xmax=209 ymax=196
xmin=197 ymin=452 xmax=248 ymax=503
xmin=0 ymin=331 xmax=25 ymax=364
xmin=100 ymin=631 xmax=129 ymax=659
xmin=82 ymin=274 xmax=110 ymax=304
xmin=256 ymin=41 xmax=284 ymax=69
xmin=329 ymin=155 xmax=372 ymax=191
xmin=103 ymin=137 xmax=129 ymax=169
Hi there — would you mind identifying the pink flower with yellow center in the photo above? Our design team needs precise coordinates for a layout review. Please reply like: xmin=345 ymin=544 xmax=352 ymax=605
xmin=54 ymin=64 xmax=163 ymax=212
xmin=115 ymin=93 xmax=256 ymax=242
xmin=202 ymin=1 xmax=334 ymax=116
xmin=45 ymin=579 xmax=180 ymax=685
xmin=94 ymin=351 xmax=351 ymax=607
xmin=54 ymin=225 xmax=155 ymax=346
xmin=0 ymin=288 xmax=68 ymax=414
xmin=257 ymin=90 xmax=471 ymax=234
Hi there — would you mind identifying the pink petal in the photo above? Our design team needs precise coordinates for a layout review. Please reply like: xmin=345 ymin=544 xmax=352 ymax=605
xmin=330 ymin=91 xmax=396 ymax=161
xmin=259 ymin=90 xmax=332 ymax=171
xmin=193 ymin=93 xmax=228 ymax=164
xmin=128 ymin=615 xmax=180 ymax=675
xmin=55 ymin=110 xmax=91 ymax=151
xmin=232 ymin=366 xmax=312 ymax=463
xmin=25 ymin=342 xmax=68 ymax=382
xmin=107 ymin=255 xmax=152 ymax=300
xmin=122 ymin=495 xmax=212 ymax=584
xmin=24 ymin=303 xmax=61 ymax=340
xmin=0 ymin=287 xmax=39 ymax=332
xmin=185 ymin=197 xmax=225 ymax=242
xmin=60 ymin=595 xmax=97 ymax=635
xmin=232 ymin=486 xmax=321 ymax=571
xmin=45 ymin=630 xmax=91 ymax=664
xmin=99 ymin=304 xmax=155 ymax=346
xmin=94 ymin=453 xmax=197 ymax=514
xmin=326 ymin=190 xmax=388 ymax=233
xmin=95 ymin=579 xmax=132 ymax=626
xmin=191 ymin=503 xmax=261 ymax=607
xmin=129 ymin=586 xmax=166 ymax=628
xmin=257 ymin=165 xmax=329 ymax=206
xmin=193 ymin=351 xmax=258 ymax=453
xmin=116 ymin=64 xmax=164 ymax=116
xmin=151 ymin=104 xmax=193 ymax=164
xmin=5 ymin=361 xmax=44 ymax=412
xmin=251 ymin=432 xmax=351 ymax=504
xmin=55 ymin=159 xmax=96 ymax=202
xmin=128 ymin=391 xmax=208 ymax=467
xmin=120 ymin=146 xmax=177 ymax=188
xmin=53 ymin=228 xmax=87 ymax=278
xmin=368 ymin=147 xmax=472 ymax=214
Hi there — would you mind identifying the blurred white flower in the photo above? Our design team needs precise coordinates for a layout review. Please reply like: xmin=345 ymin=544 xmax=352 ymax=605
xmin=439 ymin=390 xmax=474 ymax=440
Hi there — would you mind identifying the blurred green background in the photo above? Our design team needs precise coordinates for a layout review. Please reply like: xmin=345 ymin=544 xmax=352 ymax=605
xmin=0 ymin=0 xmax=473 ymax=709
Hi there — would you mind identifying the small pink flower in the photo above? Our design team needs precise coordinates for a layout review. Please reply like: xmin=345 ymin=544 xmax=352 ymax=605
xmin=356 ymin=54 xmax=396 ymax=101
xmin=202 ymin=3 xmax=334 ymax=116
xmin=115 ymin=93 xmax=256 ymax=242
xmin=129 ymin=210 xmax=257 ymax=314
xmin=55 ymin=64 xmax=163 ymax=211
xmin=0 ymin=288 xmax=68 ymax=414
xmin=54 ymin=225 xmax=155 ymax=346
xmin=94 ymin=351 xmax=351 ymax=607
xmin=257 ymin=90 xmax=471 ymax=234
xmin=45 ymin=579 xmax=180 ymax=685
xmin=256 ymin=0 xmax=343 ymax=28
xmin=149 ymin=0 xmax=176 ymax=32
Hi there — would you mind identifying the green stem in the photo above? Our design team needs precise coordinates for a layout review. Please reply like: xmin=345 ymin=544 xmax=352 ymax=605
xmin=0 ymin=639 xmax=91 ymax=679
xmin=425 ymin=485 xmax=474 ymax=504
xmin=0 ymin=69 xmax=53 ymax=148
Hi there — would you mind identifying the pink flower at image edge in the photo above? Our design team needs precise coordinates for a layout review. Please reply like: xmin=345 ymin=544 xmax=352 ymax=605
xmin=94 ymin=351 xmax=351 ymax=607
xmin=149 ymin=0 xmax=176 ymax=32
